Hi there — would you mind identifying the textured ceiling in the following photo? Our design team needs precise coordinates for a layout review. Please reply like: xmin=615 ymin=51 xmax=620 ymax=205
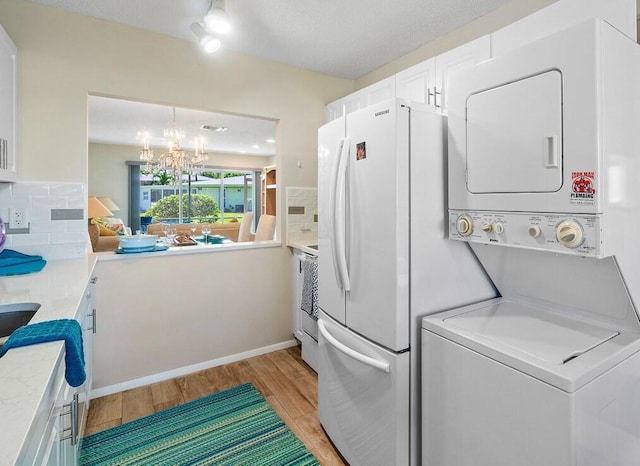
xmin=26 ymin=0 xmax=511 ymax=79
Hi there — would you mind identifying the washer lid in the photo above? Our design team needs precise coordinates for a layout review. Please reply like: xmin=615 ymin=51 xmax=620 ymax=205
xmin=445 ymin=301 xmax=618 ymax=365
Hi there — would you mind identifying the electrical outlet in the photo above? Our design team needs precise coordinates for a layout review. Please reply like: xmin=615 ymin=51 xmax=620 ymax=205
xmin=9 ymin=208 xmax=28 ymax=229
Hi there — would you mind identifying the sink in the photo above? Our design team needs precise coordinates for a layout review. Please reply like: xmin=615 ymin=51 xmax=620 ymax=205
xmin=0 ymin=303 xmax=41 ymax=344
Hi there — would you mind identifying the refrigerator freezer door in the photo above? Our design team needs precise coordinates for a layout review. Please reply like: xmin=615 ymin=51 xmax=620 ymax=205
xmin=318 ymin=314 xmax=410 ymax=466
xmin=346 ymin=101 xmax=411 ymax=351
xmin=318 ymin=117 xmax=348 ymax=324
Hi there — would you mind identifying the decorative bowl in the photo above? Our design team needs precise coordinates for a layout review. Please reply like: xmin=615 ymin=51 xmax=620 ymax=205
xmin=118 ymin=234 xmax=158 ymax=250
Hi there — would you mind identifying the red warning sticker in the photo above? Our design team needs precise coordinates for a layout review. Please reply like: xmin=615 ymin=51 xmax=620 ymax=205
xmin=570 ymin=171 xmax=596 ymax=204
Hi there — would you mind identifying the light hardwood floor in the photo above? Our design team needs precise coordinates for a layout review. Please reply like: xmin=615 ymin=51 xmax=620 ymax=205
xmin=85 ymin=346 xmax=347 ymax=465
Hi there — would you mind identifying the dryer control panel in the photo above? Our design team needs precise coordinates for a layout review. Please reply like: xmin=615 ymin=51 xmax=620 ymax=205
xmin=449 ymin=210 xmax=602 ymax=257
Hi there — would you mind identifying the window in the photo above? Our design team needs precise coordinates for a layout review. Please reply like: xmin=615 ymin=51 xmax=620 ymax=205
xmin=130 ymin=166 xmax=259 ymax=232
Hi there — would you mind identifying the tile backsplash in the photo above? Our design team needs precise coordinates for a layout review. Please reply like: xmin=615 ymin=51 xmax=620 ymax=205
xmin=0 ymin=181 xmax=89 ymax=260
xmin=286 ymin=187 xmax=318 ymax=244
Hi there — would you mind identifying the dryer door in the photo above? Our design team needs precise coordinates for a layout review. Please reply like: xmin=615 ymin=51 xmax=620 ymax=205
xmin=466 ymin=70 xmax=563 ymax=194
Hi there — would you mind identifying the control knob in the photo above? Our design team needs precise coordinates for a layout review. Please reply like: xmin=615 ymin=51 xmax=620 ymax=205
xmin=456 ymin=215 xmax=473 ymax=237
xmin=528 ymin=225 xmax=541 ymax=238
xmin=556 ymin=220 xmax=583 ymax=248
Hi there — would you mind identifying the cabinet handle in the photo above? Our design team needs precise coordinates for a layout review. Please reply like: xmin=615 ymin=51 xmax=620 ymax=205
xmin=0 ymin=138 xmax=6 ymax=170
xmin=88 ymin=309 xmax=97 ymax=334
xmin=434 ymin=87 xmax=442 ymax=109
xmin=427 ymin=88 xmax=434 ymax=105
xmin=61 ymin=392 xmax=79 ymax=446
xmin=90 ymin=276 xmax=98 ymax=284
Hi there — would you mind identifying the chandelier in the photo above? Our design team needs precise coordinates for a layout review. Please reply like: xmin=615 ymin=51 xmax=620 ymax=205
xmin=139 ymin=107 xmax=208 ymax=184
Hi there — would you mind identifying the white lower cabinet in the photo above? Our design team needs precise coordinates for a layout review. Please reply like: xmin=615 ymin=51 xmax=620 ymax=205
xmin=77 ymin=279 xmax=96 ymax=438
xmin=27 ymin=277 xmax=96 ymax=465
xmin=31 ymin=353 xmax=78 ymax=466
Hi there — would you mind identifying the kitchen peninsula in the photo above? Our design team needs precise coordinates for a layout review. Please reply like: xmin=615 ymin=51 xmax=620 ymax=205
xmin=90 ymin=239 xmax=295 ymax=399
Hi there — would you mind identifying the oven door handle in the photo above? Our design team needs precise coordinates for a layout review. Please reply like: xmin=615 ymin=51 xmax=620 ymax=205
xmin=318 ymin=319 xmax=390 ymax=373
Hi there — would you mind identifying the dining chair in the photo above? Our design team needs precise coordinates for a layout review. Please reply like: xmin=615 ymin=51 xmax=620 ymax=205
xmin=237 ymin=212 xmax=254 ymax=242
xmin=254 ymin=214 xmax=276 ymax=241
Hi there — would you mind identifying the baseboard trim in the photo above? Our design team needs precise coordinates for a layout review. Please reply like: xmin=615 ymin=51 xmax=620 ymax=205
xmin=90 ymin=339 xmax=299 ymax=399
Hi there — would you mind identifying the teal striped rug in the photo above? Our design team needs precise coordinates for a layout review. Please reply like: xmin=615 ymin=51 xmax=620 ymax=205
xmin=79 ymin=383 xmax=319 ymax=466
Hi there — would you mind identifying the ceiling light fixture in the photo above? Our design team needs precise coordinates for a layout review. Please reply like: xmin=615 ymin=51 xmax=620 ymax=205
xmin=204 ymin=0 xmax=232 ymax=35
xmin=190 ymin=22 xmax=222 ymax=54
xmin=191 ymin=0 xmax=231 ymax=54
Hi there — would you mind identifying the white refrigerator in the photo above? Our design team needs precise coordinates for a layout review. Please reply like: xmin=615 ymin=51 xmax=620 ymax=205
xmin=317 ymin=99 xmax=496 ymax=466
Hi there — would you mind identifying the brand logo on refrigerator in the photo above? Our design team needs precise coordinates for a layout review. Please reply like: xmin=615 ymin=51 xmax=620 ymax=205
xmin=375 ymin=109 xmax=390 ymax=117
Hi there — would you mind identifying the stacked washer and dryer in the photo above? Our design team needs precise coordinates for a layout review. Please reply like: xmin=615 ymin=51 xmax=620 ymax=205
xmin=422 ymin=19 xmax=640 ymax=466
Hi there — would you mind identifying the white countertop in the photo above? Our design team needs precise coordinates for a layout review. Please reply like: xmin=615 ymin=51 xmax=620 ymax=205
xmin=0 ymin=256 xmax=96 ymax=466
xmin=95 ymin=239 xmax=282 ymax=261
xmin=288 ymin=241 xmax=318 ymax=256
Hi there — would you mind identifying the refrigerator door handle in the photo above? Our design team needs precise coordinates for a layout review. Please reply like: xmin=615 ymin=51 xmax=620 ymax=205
xmin=318 ymin=319 xmax=390 ymax=373
xmin=329 ymin=138 xmax=345 ymax=289
xmin=334 ymin=137 xmax=351 ymax=291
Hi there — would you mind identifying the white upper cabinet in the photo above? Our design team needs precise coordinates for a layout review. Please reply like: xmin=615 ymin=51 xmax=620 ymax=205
xmin=326 ymin=76 xmax=396 ymax=122
xmin=492 ymin=0 xmax=636 ymax=56
xmin=327 ymin=34 xmax=491 ymax=121
xmin=326 ymin=89 xmax=364 ymax=122
xmin=434 ymin=35 xmax=491 ymax=114
xmin=325 ymin=0 xmax=636 ymax=121
xmin=395 ymin=59 xmax=437 ymax=105
xmin=0 ymin=24 xmax=16 ymax=182
xmin=396 ymin=35 xmax=491 ymax=114
xmin=362 ymin=75 xmax=396 ymax=107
